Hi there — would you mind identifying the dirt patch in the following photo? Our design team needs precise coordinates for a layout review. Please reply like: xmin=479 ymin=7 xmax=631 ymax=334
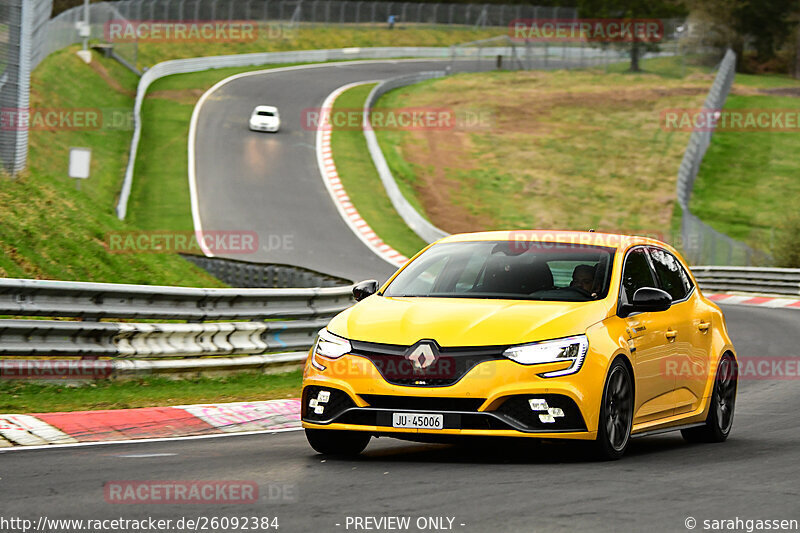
xmin=401 ymin=130 xmax=495 ymax=233
xmin=758 ymin=87 xmax=800 ymax=97
xmin=87 ymin=60 xmax=135 ymax=97
xmin=388 ymin=73 xmax=708 ymax=234
xmin=147 ymin=89 xmax=206 ymax=105
xmin=466 ymin=85 xmax=708 ymax=134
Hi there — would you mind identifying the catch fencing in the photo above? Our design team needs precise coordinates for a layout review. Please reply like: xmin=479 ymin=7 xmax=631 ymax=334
xmin=4 ymin=0 xmax=576 ymax=176
xmin=0 ymin=0 xmax=51 ymax=175
xmin=69 ymin=1 xmax=576 ymax=29
xmin=675 ymin=49 xmax=769 ymax=266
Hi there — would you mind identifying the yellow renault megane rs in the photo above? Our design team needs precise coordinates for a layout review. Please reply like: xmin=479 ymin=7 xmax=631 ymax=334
xmin=301 ymin=231 xmax=738 ymax=459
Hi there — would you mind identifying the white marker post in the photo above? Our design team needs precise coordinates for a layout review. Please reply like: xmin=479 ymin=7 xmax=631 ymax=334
xmin=69 ymin=147 xmax=91 ymax=190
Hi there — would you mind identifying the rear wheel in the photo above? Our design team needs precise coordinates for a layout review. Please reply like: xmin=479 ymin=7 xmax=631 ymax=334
xmin=591 ymin=359 xmax=634 ymax=460
xmin=305 ymin=428 xmax=371 ymax=456
xmin=682 ymin=353 xmax=737 ymax=443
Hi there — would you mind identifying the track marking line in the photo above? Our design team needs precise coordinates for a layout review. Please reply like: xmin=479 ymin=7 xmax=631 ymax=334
xmin=187 ymin=58 xmax=450 ymax=258
xmin=315 ymin=81 xmax=408 ymax=268
xmin=0 ymin=427 xmax=303 ymax=453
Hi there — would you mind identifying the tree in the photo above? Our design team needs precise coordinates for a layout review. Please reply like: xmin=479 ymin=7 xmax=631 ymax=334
xmin=684 ymin=0 xmax=800 ymax=73
xmin=577 ymin=0 xmax=687 ymax=72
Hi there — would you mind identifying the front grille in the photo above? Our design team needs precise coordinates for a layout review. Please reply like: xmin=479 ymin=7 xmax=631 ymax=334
xmin=494 ymin=394 xmax=586 ymax=432
xmin=359 ymin=395 xmax=485 ymax=412
xmin=302 ymin=385 xmax=355 ymax=423
xmin=349 ymin=339 xmax=506 ymax=387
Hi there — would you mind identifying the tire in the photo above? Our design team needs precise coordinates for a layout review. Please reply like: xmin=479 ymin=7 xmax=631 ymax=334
xmin=305 ymin=428 xmax=371 ymax=456
xmin=591 ymin=359 xmax=634 ymax=460
xmin=681 ymin=353 xmax=737 ymax=443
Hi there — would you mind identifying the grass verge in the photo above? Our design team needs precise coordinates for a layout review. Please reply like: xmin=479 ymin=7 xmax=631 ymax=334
xmin=0 ymin=47 xmax=223 ymax=286
xmin=329 ymin=84 xmax=428 ymax=258
xmin=130 ymin=62 xmax=319 ymax=230
xmin=689 ymin=74 xmax=800 ymax=253
xmin=0 ymin=370 xmax=301 ymax=413
xmin=373 ymin=56 xmax=714 ymax=239
xmin=130 ymin=24 xmax=503 ymax=70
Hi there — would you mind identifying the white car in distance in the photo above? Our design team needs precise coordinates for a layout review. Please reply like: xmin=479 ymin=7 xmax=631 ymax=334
xmin=249 ymin=106 xmax=280 ymax=132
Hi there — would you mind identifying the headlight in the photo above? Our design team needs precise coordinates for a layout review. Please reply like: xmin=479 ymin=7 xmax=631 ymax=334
xmin=502 ymin=335 xmax=588 ymax=377
xmin=310 ymin=329 xmax=351 ymax=371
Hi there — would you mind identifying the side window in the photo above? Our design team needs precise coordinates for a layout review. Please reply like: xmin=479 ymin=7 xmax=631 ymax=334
xmin=621 ymin=248 xmax=656 ymax=303
xmin=649 ymin=247 xmax=693 ymax=301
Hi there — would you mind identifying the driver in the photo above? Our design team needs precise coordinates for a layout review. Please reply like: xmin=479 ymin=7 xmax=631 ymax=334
xmin=570 ymin=264 xmax=596 ymax=294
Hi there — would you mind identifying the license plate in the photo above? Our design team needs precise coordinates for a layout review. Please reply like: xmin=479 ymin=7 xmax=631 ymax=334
xmin=392 ymin=413 xmax=444 ymax=430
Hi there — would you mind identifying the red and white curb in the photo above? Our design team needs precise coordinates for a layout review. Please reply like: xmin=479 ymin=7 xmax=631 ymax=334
xmin=0 ymin=399 xmax=301 ymax=447
xmin=707 ymin=293 xmax=800 ymax=309
xmin=316 ymin=81 xmax=409 ymax=268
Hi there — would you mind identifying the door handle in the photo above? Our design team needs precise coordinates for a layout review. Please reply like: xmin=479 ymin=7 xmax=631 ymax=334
xmin=665 ymin=329 xmax=678 ymax=341
xmin=697 ymin=321 xmax=711 ymax=332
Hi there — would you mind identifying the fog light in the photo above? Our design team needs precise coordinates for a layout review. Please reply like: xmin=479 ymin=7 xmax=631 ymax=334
xmin=548 ymin=407 xmax=565 ymax=417
xmin=314 ymin=405 xmax=325 ymax=415
xmin=529 ymin=398 xmax=549 ymax=411
xmin=539 ymin=413 xmax=555 ymax=423
xmin=318 ymin=391 xmax=330 ymax=403
xmin=309 ymin=399 xmax=319 ymax=408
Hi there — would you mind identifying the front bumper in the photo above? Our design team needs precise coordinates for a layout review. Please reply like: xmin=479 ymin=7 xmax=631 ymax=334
xmin=301 ymin=352 xmax=607 ymax=440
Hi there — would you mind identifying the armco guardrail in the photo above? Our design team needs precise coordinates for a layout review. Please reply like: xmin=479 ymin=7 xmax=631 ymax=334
xmin=117 ymin=47 xmax=459 ymax=220
xmin=181 ymin=254 xmax=351 ymax=288
xmin=361 ymin=50 xmax=676 ymax=245
xmin=693 ymin=266 xmax=800 ymax=296
xmin=0 ymin=278 xmax=352 ymax=320
xmin=117 ymin=44 xmax=593 ymax=220
xmin=675 ymin=50 xmax=769 ymax=266
xmin=0 ymin=279 xmax=352 ymax=374
xmin=1 ymin=268 xmax=798 ymax=379
xmin=0 ymin=318 xmax=329 ymax=358
xmin=363 ymin=71 xmax=451 ymax=244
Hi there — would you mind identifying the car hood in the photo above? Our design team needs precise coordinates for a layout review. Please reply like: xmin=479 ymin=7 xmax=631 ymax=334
xmin=327 ymin=296 xmax=612 ymax=347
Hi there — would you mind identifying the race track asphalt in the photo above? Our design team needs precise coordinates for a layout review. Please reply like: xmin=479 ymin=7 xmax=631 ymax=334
xmin=192 ymin=59 xmax=463 ymax=284
xmin=3 ymin=305 xmax=798 ymax=533
xmin=4 ymin=59 xmax=796 ymax=533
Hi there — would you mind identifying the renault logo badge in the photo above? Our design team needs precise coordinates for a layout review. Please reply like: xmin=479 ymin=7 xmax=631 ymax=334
xmin=406 ymin=341 xmax=438 ymax=372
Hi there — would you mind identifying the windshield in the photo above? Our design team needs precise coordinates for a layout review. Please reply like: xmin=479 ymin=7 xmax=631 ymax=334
xmin=257 ymin=111 xmax=275 ymax=117
xmin=383 ymin=240 xmax=615 ymax=301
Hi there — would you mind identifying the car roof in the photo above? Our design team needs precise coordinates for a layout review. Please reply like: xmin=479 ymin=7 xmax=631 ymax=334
xmin=253 ymin=105 xmax=278 ymax=113
xmin=436 ymin=230 xmax=675 ymax=253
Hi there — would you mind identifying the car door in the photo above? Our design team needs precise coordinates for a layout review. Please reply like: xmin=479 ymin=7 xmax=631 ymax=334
xmin=619 ymin=247 xmax=678 ymax=425
xmin=648 ymin=247 xmax=710 ymax=415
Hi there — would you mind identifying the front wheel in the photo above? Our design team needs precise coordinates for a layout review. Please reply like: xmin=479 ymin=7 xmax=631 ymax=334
xmin=591 ymin=359 xmax=634 ymax=460
xmin=305 ymin=428 xmax=371 ymax=456
xmin=682 ymin=353 xmax=737 ymax=443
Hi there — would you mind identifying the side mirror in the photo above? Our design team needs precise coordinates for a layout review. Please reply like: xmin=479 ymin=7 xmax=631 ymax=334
xmin=352 ymin=279 xmax=379 ymax=302
xmin=620 ymin=287 xmax=672 ymax=317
